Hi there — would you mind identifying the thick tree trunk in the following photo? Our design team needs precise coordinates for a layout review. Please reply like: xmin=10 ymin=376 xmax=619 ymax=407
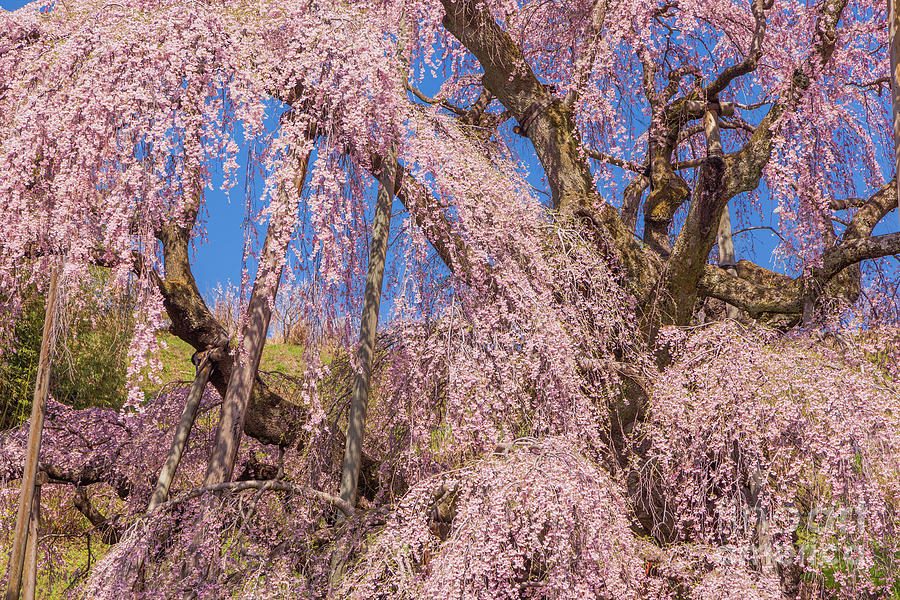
xmin=5 ymin=266 xmax=58 ymax=600
xmin=339 ymin=148 xmax=398 ymax=508
xmin=156 ymin=223 xmax=302 ymax=448
xmin=148 ymin=352 xmax=216 ymax=510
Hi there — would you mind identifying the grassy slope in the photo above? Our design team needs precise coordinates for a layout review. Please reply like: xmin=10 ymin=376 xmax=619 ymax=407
xmin=145 ymin=332 xmax=308 ymax=394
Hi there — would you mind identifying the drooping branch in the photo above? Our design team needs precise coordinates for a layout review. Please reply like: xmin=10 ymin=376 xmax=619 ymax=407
xmin=648 ymin=0 xmax=849 ymax=326
xmin=564 ymin=0 xmax=609 ymax=106
xmin=438 ymin=0 xmax=654 ymax=296
xmin=73 ymin=486 xmax=121 ymax=544
xmin=890 ymin=0 xmax=900 ymax=226
xmin=719 ymin=0 xmax=848 ymax=202
xmin=704 ymin=0 xmax=771 ymax=98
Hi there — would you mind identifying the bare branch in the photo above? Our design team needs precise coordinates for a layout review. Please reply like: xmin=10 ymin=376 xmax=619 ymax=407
xmin=405 ymin=82 xmax=467 ymax=116
xmin=732 ymin=225 xmax=786 ymax=245
xmin=146 ymin=480 xmax=354 ymax=518
xmin=820 ymin=232 xmax=900 ymax=282
xmin=705 ymin=0 xmax=771 ymax=98
xmin=698 ymin=262 xmax=802 ymax=315
xmin=584 ymin=147 xmax=645 ymax=172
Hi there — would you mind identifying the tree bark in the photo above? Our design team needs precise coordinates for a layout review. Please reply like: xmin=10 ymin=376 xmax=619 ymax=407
xmin=148 ymin=351 xmax=216 ymax=510
xmin=155 ymin=223 xmax=302 ymax=448
xmin=5 ymin=265 xmax=58 ymax=600
xmin=339 ymin=147 xmax=398 ymax=508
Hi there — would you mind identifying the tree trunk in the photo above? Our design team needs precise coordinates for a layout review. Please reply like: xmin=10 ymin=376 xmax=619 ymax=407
xmin=5 ymin=266 xmax=59 ymax=600
xmin=148 ymin=352 xmax=216 ymax=510
xmin=339 ymin=147 xmax=398 ymax=508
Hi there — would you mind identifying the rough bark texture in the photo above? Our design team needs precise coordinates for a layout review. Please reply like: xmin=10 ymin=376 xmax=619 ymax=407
xmin=156 ymin=223 xmax=302 ymax=448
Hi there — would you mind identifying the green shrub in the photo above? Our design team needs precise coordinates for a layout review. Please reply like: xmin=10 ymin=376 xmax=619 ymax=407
xmin=0 ymin=268 xmax=132 ymax=430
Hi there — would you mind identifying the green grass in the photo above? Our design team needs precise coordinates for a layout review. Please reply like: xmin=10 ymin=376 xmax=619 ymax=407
xmin=146 ymin=332 xmax=310 ymax=394
xmin=0 ymin=489 xmax=113 ymax=600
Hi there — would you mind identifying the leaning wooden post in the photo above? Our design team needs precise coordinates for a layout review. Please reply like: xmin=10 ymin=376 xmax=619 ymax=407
xmin=203 ymin=136 xmax=314 ymax=488
xmin=21 ymin=472 xmax=46 ymax=600
xmin=5 ymin=266 xmax=60 ymax=600
xmin=691 ymin=98 xmax=739 ymax=319
xmin=148 ymin=351 xmax=216 ymax=510
xmin=891 ymin=0 xmax=900 ymax=223
xmin=338 ymin=148 xmax=398 ymax=509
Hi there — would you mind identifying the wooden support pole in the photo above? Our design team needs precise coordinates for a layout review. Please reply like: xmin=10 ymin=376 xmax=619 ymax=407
xmin=5 ymin=267 xmax=59 ymax=600
xmin=148 ymin=352 xmax=215 ymax=510
xmin=700 ymin=100 xmax=740 ymax=319
xmin=890 ymin=0 xmax=900 ymax=224
xmin=202 ymin=212 xmax=289 ymax=487
xmin=338 ymin=147 xmax=398 ymax=509
xmin=21 ymin=473 xmax=45 ymax=600
xmin=203 ymin=137 xmax=313 ymax=487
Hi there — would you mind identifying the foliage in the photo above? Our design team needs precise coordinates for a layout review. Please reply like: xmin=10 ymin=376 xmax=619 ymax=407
xmin=0 ymin=296 xmax=42 ymax=429
xmin=1 ymin=0 xmax=900 ymax=598
xmin=639 ymin=322 xmax=900 ymax=597
xmin=0 ymin=269 xmax=133 ymax=429
xmin=342 ymin=439 xmax=648 ymax=600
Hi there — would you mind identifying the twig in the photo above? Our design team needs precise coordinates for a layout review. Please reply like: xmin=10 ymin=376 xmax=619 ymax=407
xmin=584 ymin=147 xmax=645 ymax=173
xmin=732 ymin=225 xmax=786 ymax=245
